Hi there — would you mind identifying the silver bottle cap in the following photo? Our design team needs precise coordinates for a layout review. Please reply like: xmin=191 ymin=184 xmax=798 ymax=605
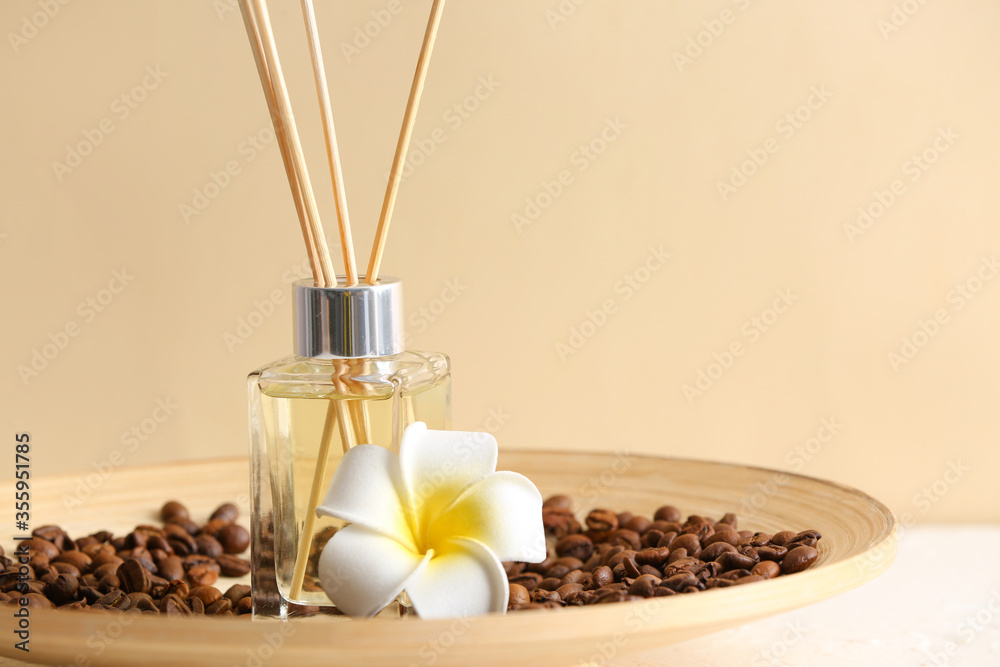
xmin=294 ymin=277 xmax=405 ymax=358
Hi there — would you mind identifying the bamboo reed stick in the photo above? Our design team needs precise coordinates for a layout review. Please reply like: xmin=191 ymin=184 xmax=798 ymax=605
xmin=301 ymin=0 xmax=358 ymax=286
xmin=365 ymin=0 xmax=447 ymax=284
xmin=248 ymin=0 xmax=336 ymax=287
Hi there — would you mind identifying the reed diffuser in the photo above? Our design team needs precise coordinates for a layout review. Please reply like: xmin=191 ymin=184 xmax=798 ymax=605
xmin=238 ymin=0 xmax=450 ymax=619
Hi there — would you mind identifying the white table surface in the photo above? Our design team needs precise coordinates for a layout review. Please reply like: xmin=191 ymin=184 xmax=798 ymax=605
xmin=609 ymin=525 xmax=1000 ymax=667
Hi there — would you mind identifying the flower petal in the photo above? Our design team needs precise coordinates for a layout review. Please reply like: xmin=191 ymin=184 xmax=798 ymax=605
xmin=406 ymin=537 xmax=509 ymax=619
xmin=317 ymin=523 xmax=430 ymax=618
xmin=398 ymin=422 xmax=498 ymax=538
xmin=315 ymin=444 xmax=415 ymax=550
xmin=426 ymin=471 xmax=546 ymax=563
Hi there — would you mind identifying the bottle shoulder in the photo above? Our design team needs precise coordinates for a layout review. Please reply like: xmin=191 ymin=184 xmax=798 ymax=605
xmin=252 ymin=351 xmax=450 ymax=398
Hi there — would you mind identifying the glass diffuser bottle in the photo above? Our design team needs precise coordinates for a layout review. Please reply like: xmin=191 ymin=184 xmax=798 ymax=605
xmin=248 ymin=276 xmax=451 ymax=619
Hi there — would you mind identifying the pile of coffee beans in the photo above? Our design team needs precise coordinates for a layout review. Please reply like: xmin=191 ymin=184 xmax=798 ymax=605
xmin=504 ymin=496 xmax=822 ymax=611
xmin=0 ymin=501 xmax=252 ymax=616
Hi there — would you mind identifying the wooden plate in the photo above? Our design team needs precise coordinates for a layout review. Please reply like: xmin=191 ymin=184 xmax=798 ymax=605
xmin=0 ymin=452 xmax=896 ymax=667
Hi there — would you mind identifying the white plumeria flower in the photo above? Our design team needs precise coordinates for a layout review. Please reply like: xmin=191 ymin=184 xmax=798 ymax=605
xmin=315 ymin=422 xmax=546 ymax=619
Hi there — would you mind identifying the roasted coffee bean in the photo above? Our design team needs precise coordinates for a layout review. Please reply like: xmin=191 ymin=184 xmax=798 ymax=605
xmin=195 ymin=535 xmax=224 ymax=559
xmin=769 ymin=530 xmax=797 ymax=546
xmin=641 ymin=529 xmax=665 ymax=549
xmin=43 ymin=574 xmax=79 ymax=604
xmin=717 ymin=513 xmax=738 ymax=529
xmin=622 ymin=556 xmax=642 ymax=579
xmin=653 ymin=505 xmax=681 ymax=523
xmin=97 ymin=574 xmax=121 ymax=594
xmin=662 ymin=572 xmax=698 ymax=592
xmin=559 ymin=570 xmax=587 ymax=586
xmin=23 ymin=593 xmax=55 ymax=609
xmin=237 ymin=596 xmax=253 ymax=614
xmin=223 ymin=584 xmax=251 ymax=606
xmin=665 ymin=547 xmax=688 ymax=565
xmin=756 ymin=545 xmax=788 ymax=562
xmin=509 ymin=572 xmax=542 ymax=591
xmin=187 ymin=563 xmax=220 ymax=587
xmin=188 ymin=586 xmax=222 ymax=606
xmin=781 ymin=546 xmax=819 ymax=574
xmin=542 ymin=509 xmax=580 ymax=538
xmin=627 ymin=574 xmax=660 ymax=597
xmin=555 ymin=534 xmax=594 ymax=561
xmin=556 ymin=582 xmax=584 ymax=599
xmin=206 ymin=598 xmax=233 ymax=615
xmin=97 ymin=589 xmax=129 ymax=610
xmin=585 ymin=509 xmax=618 ymax=532
xmin=51 ymin=562 xmax=82 ymax=578
xmin=718 ymin=569 xmax=752 ymax=581
xmin=118 ymin=559 xmax=151 ymax=595
xmin=147 ymin=534 xmax=172 ymax=555
xmin=700 ymin=541 xmax=737 ymax=562
xmin=544 ymin=564 xmax=570 ymax=580
xmin=167 ymin=518 xmax=201 ymax=536
xmin=667 ymin=533 xmax=701 ymax=557
xmin=161 ymin=593 xmax=191 ymax=615
xmin=623 ymin=516 xmax=651 ymax=534
xmin=538 ymin=577 xmax=562 ymax=591
xmin=542 ymin=495 xmax=573 ymax=511
xmin=166 ymin=580 xmax=190 ymax=599
xmin=160 ymin=501 xmax=190 ymax=523
xmin=503 ymin=561 xmax=524 ymax=577
xmin=209 ymin=503 xmax=240 ymax=524
xmin=635 ymin=547 xmax=670 ymax=568
xmin=609 ymin=529 xmax=641 ymax=551
xmin=216 ymin=524 xmax=250 ymax=555
xmin=716 ymin=551 xmax=756 ymax=572
xmin=703 ymin=529 xmax=740 ymax=548
xmin=606 ymin=549 xmax=637 ymax=570
xmin=591 ymin=565 xmax=614 ymax=588
xmin=216 ymin=555 xmax=251 ymax=577
xmin=751 ymin=561 xmax=780 ymax=579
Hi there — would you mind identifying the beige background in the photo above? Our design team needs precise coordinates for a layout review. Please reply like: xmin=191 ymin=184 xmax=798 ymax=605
xmin=2 ymin=1 xmax=997 ymax=522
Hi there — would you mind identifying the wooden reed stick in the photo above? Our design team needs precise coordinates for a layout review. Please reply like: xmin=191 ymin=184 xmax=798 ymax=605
xmin=238 ymin=0 xmax=325 ymax=285
xmin=301 ymin=0 xmax=359 ymax=286
xmin=365 ymin=0 xmax=447 ymax=284
xmin=289 ymin=398 xmax=356 ymax=600
xmin=247 ymin=0 xmax=337 ymax=287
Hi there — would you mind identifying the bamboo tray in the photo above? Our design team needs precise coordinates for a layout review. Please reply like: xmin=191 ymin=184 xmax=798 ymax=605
xmin=0 ymin=452 xmax=896 ymax=667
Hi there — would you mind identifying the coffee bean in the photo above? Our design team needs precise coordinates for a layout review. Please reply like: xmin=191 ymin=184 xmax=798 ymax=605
xmin=544 ymin=564 xmax=570 ymax=580
xmin=635 ymin=547 xmax=670 ymax=568
xmin=781 ymin=546 xmax=819 ymax=575
xmin=662 ymin=572 xmax=697 ymax=592
xmin=606 ymin=549 xmax=637 ymax=570
xmin=167 ymin=518 xmax=201 ymax=536
xmin=51 ymin=562 xmax=81 ymax=578
xmin=555 ymin=534 xmax=594 ymax=561
xmin=665 ymin=547 xmax=688 ymax=565
xmin=187 ymin=563 xmax=220 ymax=587
xmin=161 ymin=593 xmax=191 ymax=615
xmin=538 ymin=577 xmax=561 ymax=591
xmin=641 ymin=529 xmax=665 ymax=549
xmin=23 ymin=593 xmax=55 ymax=609
xmin=43 ymin=574 xmax=79 ymax=604
xmin=542 ymin=495 xmax=573 ymax=511
xmin=700 ymin=541 xmax=737 ymax=562
xmin=623 ymin=516 xmax=652 ymax=534
xmin=542 ymin=509 xmax=580 ymax=538
xmin=209 ymin=503 xmax=240 ymax=524
xmin=622 ymin=556 xmax=642 ymax=579
xmin=160 ymin=501 xmax=190 ymax=523
xmin=653 ymin=505 xmax=681 ymax=523
xmin=206 ymin=598 xmax=233 ymax=615
xmin=156 ymin=556 xmax=184 ymax=582
xmin=508 ymin=583 xmax=530 ymax=609
xmin=756 ymin=545 xmax=788 ymax=562
xmin=216 ymin=524 xmax=250 ymax=555
xmin=188 ymin=586 xmax=222 ymax=606
xmin=237 ymin=596 xmax=253 ymax=614
xmin=559 ymin=569 xmax=587 ymax=586
xmin=118 ymin=559 xmax=151 ymax=595
xmin=609 ymin=529 xmax=641 ymax=551
xmin=667 ymin=533 xmax=701 ymax=557
xmin=591 ymin=565 xmax=613 ymax=588
xmin=223 ymin=584 xmax=251 ymax=606
xmin=769 ymin=530 xmax=797 ymax=546
xmin=216 ymin=554 xmax=251 ymax=577
xmin=716 ymin=551 xmax=756 ymax=572
xmin=195 ymin=535 xmax=224 ymax=559
xmin=22 ymin=538 xmax=59 ymax=560
xmin=585 ymin=509 xmax=618 ymax=532
xmin=717 ymin=513 xmax=738 ymax=530
xmin=627 ymin=574 xmax=660 ymax=597
xmin=703 ymin=529 xmax=740 ymax=548
xmin=509 ymin=572 xmax=542 ymax=591
xmin=751 ymin=561 xmax=780 ymax=579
